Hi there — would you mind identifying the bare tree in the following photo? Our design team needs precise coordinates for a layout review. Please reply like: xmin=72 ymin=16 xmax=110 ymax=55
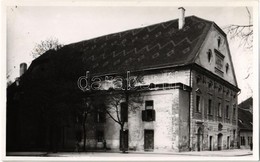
xmin=75 ymin=96 xmax=95 ymax=151
xmin=95 ymin=72 xmax=144 ymax=153
xmin=31 ymin=37 xmax=63 ymax=58
xmin=223 ymin=7 xmax=253 ymax=49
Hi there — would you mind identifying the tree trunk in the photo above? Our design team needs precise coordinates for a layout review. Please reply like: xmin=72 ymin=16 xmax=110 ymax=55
xmin=83 ymin=113 xmax=87 ymax=151
xmin=120 ymin=124 xmax=126 ymax=153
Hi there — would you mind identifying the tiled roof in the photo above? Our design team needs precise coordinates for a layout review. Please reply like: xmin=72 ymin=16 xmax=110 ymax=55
xmin=59 ymin=16 xmax=213 ymax=76
xmin=238 ymin=108 xmax=252 ymax=131
xmin=238 ymin=97 xmax=253 ymax=131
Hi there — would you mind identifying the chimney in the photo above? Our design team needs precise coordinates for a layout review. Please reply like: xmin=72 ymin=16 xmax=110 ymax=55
xmin=178 ymin=7 xmax=185 ymax=30
xmin=20 ymin=63 xmax=27 ymax=76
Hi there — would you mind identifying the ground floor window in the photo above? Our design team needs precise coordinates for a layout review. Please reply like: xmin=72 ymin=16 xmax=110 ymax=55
xmin=240 ymin=136 xmax=245 ymax=146
xmin=96 ymin=130 xmax=104 ymax=142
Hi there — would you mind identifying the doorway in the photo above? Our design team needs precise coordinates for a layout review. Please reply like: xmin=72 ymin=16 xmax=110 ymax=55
xmin=217 ymin=133 xmax=223 ymax=150
xmin=227 ymin=136 xmax=230 ymax=149
xmin=197 ymin=127 xmax=202 ymax=151
xmin=209 ymin=136 xmax=213 ymax=151
xmin=120 ymin=130 xmax=128 ymax=150
xmin=144 ymin=130 xmax=154 ymax=151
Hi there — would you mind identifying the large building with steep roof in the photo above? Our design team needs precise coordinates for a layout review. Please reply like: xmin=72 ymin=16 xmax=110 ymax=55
xmin=7 ymin=9 xmax=239 ymax=152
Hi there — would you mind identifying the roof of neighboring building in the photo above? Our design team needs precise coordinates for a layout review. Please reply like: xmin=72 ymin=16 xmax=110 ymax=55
xmin=238 ymin=97 xmax=253 ymax=131
xmin=238 ymin=97 xmax=253 ymax=110
xmin=238 ymin=108 xmax=253 ymax=131
xmin=32 ymin=16 xmax=216 ymax=77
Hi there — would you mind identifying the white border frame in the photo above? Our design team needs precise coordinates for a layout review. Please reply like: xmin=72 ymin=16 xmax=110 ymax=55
xmin=1 ymin=0 xmax=259 ymax=161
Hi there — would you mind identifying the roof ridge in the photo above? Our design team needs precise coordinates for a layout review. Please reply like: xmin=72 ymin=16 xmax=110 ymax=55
xmin=68 ymin=15 xmax=205 ymax=46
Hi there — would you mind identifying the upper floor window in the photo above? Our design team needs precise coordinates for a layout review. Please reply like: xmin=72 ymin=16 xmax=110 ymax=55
xmin=208 ymin=99 xmax=213 ymax=115
xmin=196 ymin=75 xmax=201 ymax=84
xmin=96 ymin=105 xmax=106 ymax=123
xmin=217 ymin=102 xmax=222 ymax=117
xmin=196 ymin=95 xmax=201 ymax=113
xmin=226 ymin=105 xmax=229 ymax=119
xmin=217 ymin=36 xmax=222 ymax=48
xmin=145 ymin=100 xmax=154 ymax=110
xmin=142 ymin=100 xmax=155 ymax=121
xmin=207 ymin=49 xmax=212 ymax=62
xmin=233 ymin=104 xmax=236 ymax=119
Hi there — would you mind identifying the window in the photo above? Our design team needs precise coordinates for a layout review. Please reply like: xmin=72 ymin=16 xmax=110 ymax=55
xmin=196 ymin=75 xmax=201 ymax=84
xmin=208 ymin=99 xmax=212 ymax=115
xmin=96 ymin=105 xmax=106 ymax=123
xmin=217 ymin=103 xmax=222 ymax=117
xmin=120 ymin=102 xmax=128 ymax=122
xmin=241 ymin=136 xmax=245 ymax=146
xmin=226 ymin=63 xmax=229 ymax=73
xmin=233 ymin=104 xmax=236 ymax=119
xmin=196 ymin=95 xmax=201 ymax=113
xmin=226 ymin=105 xmax=229 ymax=119
xmin=218 ymin=85 xmax=222 ymax=93
xmin=96 ymin=131 xmax=104 ymax=142
xmin=207 ymin=49 xmax=212 ymax=62
xmin=142 ymin=100 xmax=155 ymax=121
xmin=208 ymin=81 xmax=213 ymax=89
xmin=217 ymin=36 xmax=221 ymax=48
xmin=145 ymin=101 xmax=154 ymax=110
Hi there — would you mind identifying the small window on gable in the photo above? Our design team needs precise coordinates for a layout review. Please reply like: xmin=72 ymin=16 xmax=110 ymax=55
xmin=226 ymin=63 xmax=229 ymax=73
xmin=217 ymin=36 xmax=221 ymax=48
xmin=207 ymin=49 xmax=212 ymax=62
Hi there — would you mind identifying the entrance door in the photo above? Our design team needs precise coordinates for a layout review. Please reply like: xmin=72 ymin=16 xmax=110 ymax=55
xmin=227 ymin=136 xmax=230 ymax=149
xmin=209 ymin=136 xmax=213 ymax=151
xmin=217 ymin=133 xmax=223 ymax=150
xmin=120 ymin=130 xmax=128 ymax=150
xmin=197 ymin=128 xmax=202 ymax=151
xmin=144 ymin=130 xmax=154 ymax=151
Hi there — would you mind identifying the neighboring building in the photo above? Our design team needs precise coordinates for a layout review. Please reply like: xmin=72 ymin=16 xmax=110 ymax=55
xmin=238 ymin=97 xmax=253 ymax=149
xmin=7 ymin=9 xmax=240 ymax=152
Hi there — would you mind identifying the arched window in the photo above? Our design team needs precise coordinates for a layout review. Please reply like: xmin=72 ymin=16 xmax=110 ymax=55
xmin=226 ymin=63 xmax=229 ymax=73
xmin=217 ymin=36 xmax=222 ymax=48
xmin=207 ymin=49 xmax=212 ymax=62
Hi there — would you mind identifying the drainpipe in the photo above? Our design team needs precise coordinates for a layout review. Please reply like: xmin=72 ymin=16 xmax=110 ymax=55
xmin=188 ymin=68 xmax=192 ymax=151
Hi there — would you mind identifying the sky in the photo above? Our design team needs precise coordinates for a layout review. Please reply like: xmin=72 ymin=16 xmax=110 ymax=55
xmin=6 ymin=4 xmax=255 ymax=103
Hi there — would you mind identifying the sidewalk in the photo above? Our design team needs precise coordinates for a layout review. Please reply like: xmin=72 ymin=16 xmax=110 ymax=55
xmin=7 ymin=149 xmax=252 ymax=157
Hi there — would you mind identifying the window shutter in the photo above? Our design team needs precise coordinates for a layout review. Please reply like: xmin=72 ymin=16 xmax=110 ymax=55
xmin=152 ymin=109 xmax=156 ymax=121
xmin=142 ymin=110 xmax=146 ymax=121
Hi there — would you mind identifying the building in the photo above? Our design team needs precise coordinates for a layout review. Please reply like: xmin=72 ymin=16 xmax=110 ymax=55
xmin=238 ymin=97 xmax=253 ymax=149
xmin=7 ymin=9 xmax=240 ymax=153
